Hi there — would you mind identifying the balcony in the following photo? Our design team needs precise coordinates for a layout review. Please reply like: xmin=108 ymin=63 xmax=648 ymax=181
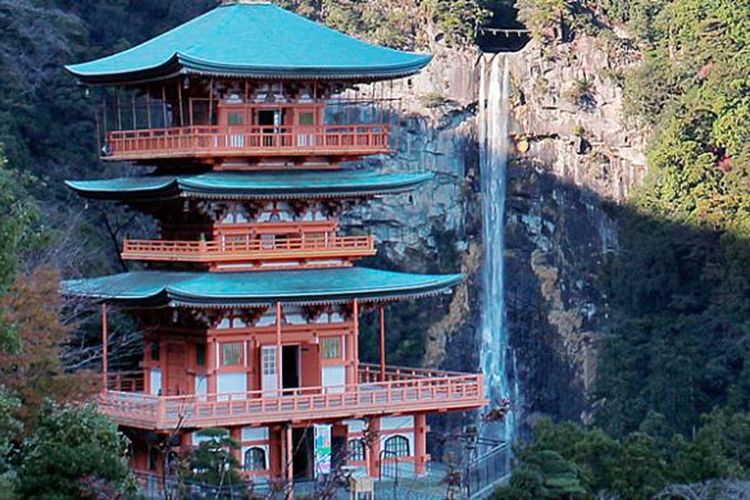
xmin=121 ymin=234 xmax=376 ymax=264
xmin=101 ymin=365 xmax=486 ymax=430
xmin=103 ymin=124 xmax=391 ymax=161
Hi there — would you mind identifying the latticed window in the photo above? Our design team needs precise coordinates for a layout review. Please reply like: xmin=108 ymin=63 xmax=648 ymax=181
xmin=348 ymin=439 xmax=365 ymax=461
xmin=244 ymin=447 xmax=266 ymax=471
xmin=262 ymin=348 xmax=276 ymax=376
xmin=221 ymin=342 xmax=242 ymax=366
xmin=321 ymin=337 xmax=341 ymax=359
xmin=384 ymin=435 xmax=410 ymax=458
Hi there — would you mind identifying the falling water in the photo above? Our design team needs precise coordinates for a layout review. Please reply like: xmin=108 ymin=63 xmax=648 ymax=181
xmin=478 ymin=54 xmax=516 ymax=444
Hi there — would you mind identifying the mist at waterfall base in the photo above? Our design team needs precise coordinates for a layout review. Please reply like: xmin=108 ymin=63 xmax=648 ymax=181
xmin=478 ymin=54 xmax=518 ymax=445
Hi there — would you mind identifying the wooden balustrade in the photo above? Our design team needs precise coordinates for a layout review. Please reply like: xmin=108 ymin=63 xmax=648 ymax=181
xmin=103 ymin=124 xmax=391 ymax=160
xmin=98 ymin=365 xmax=486 ymax=430
xmin=121 ymin=234 xmax=375 ymax=263
xmin=106 ymin=370 xmax=145 ymax=393
xmin=357 ymin=363 xmax=470 ymax=383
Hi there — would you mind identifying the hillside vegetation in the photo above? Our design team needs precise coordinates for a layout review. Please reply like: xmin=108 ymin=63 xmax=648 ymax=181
xmin=497 ymin=1 xmax=750 ymax=497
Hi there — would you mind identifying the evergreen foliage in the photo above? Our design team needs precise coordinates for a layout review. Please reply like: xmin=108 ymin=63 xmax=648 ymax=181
xmin=276 ymin=0 xmax=489 ymax=48
xmin=0 ymin=152 xmax=42 ymax=292
xmin=187 ymin=427 xmax=242 ymax=486
xmin=496 ymin=413 xmax=750 ymax=499
xmin=596 ymin=0 xmax=750 ymax=438
xmin=16 ymin=402 xmax=133 ymax=499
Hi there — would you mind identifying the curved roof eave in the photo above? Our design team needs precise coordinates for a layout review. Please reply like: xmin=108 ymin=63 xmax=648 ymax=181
xmin=64 ymin=171 xmax=435 ymax=202
xmin=64 ymin=3 xmax=433 ymax=86
xmin=60 ymin=268 xmax=464 ymax=308
xmin=65 ymin=55 xmax=432 ymax=86
xmin=64 ymin=178 xmax=181 ymax=201
xmin=65 ymin=55 xmax=185 ymax=86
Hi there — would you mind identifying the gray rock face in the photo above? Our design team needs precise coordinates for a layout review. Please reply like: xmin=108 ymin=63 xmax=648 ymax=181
xmin=504 ymin=35 xmax=646 ymax=428
xmin=344 ymin=33 xmax=647 ymax=430
xmin=344 ymin=46 xmax=479 ymax=268
xmin=508 ymin=36 xmax=647 ymax=202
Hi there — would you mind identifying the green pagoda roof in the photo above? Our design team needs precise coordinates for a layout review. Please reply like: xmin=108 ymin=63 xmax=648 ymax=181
xmin=61 ymin=267 xmax=462 ymax=307
xmin=65 ymin=170 xmax=433 ymax=201
xmin=65 ymin=2 xmax=432 ymax=85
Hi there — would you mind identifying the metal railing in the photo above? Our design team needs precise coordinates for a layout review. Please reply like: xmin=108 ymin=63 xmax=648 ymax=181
xmin=121 ymin=234 xmax=375 ymax=263
xmin=465 ymin=441 xmax=511 ymax=498
xmin=104 ymin=124 xmax=391 ymax=160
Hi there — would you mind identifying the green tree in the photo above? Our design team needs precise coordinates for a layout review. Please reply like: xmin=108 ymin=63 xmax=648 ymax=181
xmin=672 ymin=409 xmax=750 ymax=482
xmin=494 ymin=449 xmax=587 ymax=499
xmin=596 ymin=0 xmax=750 ymax=439
xmin=609 ymin=433 xmax=666 ymax=499
xmin=187 ymin=427 xmax=242 ymax=487
xmin=16 ymin=403 xmax=132 ymax=499
xmin=0 ymin=152 xmax=42 ymax=292
xmin=0 ymin=387 xmax=21 ymax=494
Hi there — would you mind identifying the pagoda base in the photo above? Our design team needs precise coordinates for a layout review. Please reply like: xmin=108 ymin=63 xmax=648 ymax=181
xmin=124 ymin=413 xmax=432 ymax=491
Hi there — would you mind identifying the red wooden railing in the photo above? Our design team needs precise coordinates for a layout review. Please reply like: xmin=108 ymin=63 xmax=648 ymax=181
xmin=98 ymin=365 xmax=486 ymax=430
xmin=121 ymin=234 xmax=375 ymax=262
xmin=358 ymin=363 xmax=472 ymax=383
xmin=106 ymin=370 xmax=145 ymax=393
xmin=104 ymin=124 xmax=391 ymax=160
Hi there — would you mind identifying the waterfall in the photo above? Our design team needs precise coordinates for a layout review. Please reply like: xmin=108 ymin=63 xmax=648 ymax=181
xmin=478 ymin=54 xmax=517 ymax=444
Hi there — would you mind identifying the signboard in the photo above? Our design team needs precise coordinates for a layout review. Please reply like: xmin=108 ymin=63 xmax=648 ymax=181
xmin=314 ymin=424 xmax=332 ymax=477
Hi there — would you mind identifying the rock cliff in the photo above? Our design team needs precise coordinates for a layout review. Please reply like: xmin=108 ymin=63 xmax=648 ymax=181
xmin=505 ymin=34 xmax=646 ymax=427
xmin=345 ymin=31 xmax=647 ymax=431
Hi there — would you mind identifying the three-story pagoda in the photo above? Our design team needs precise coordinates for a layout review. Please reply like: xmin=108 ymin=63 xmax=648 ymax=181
xmin=63 ymin=0 xmax=486 ymax=486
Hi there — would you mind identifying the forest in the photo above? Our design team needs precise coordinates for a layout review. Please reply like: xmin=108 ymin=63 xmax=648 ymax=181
xmin=497 ymin=0 xmax=750 ymax=498
xmin=1 ymin=0 xmax=750 ymax=498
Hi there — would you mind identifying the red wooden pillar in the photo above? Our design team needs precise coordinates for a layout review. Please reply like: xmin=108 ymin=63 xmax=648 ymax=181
xmin=345 ymin=327 xmax=355 ymax=385
xmin=367 ymin=417 xmax=381 ymax=478
xmin=353 ymin=299 xmax=359 ymax=381
xmin=230 ymin=427 xmax=242 ymax=466
xmin=269 ymin=425 xmax=282 ymax=478
xmin=143 ymin=338 xmax=151 ymax=394
xmin=101 ymin=303 xmax=108 ymax=389
xmin=180 ymin=430 xmax=192 ymax=456
xmin=276 ymin=302 xmax=283 ymax=392
xmin=284 ymin=424 xmax=293 ymax=498
xmin=379 ymin=304 xmax=386 ymax=381
xmin=207 ymin=338 xmax=217 ymax=394
xmin=414 ymin=413 xmax=428 ymax=476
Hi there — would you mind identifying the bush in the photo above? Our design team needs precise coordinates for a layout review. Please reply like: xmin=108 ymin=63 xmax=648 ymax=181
xmin=16 ymin=403 xmax=133 ymax=500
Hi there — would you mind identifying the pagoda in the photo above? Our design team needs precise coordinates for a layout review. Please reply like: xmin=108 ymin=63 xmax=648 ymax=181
xmin=62 ymin=0 xmax=486 ymax=487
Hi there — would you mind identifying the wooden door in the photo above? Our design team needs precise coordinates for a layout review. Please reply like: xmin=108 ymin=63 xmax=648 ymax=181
xmin=300 ymin=343 xmax=321 ymax=387
xmin=165 ymin=344 xmax=187 ymax=396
